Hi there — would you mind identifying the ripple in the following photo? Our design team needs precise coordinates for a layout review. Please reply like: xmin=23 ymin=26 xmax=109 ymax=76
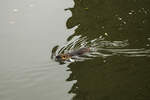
xmin=52 ymin=36 xmax=150 ymax=63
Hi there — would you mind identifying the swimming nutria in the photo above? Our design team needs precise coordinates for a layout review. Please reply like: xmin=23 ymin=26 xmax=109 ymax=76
xmin=56 ymin=48 xmax=90 ymax=61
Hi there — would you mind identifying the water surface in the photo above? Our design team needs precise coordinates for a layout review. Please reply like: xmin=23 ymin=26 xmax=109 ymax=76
xmin=0 ymin=0 xmax=150 ymax=100
xmin=0 ymin=0 xmax=75 ymax=100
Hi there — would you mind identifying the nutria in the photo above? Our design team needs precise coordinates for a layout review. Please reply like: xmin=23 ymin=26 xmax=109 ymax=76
xmin=56 ymin=48 xmax=90 ymax=61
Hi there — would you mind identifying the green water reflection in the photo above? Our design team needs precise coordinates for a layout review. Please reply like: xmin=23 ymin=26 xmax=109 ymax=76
xmin=66 ymin=0 xmax=150 ymax=48
xmin=67 ymin=56 xmax=150 ymax=100
xmin=54 ymin=0 xmax=150 ymax=99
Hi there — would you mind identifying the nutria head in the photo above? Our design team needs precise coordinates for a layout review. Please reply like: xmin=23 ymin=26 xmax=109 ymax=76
xmin=56 ymin=54 xmax=71 ymax=61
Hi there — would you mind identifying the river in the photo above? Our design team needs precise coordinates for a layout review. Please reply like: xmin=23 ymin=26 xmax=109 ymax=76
xmin=0 ymin=0 xmax=150 ymax=100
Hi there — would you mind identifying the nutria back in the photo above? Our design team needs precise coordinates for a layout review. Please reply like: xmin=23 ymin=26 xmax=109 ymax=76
xmin=69 ymin=48 xmax=90 ymax=56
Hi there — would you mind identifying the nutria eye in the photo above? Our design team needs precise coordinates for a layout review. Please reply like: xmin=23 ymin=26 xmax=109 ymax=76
xmin=61 ymin=55 xmax=65 ymax=59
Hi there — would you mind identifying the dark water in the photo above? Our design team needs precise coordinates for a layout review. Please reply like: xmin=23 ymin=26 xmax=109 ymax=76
xmin=53 ymin=0 xmax=150 ymax=100
xmin=0 ymin=0 xmax=150 ymax=100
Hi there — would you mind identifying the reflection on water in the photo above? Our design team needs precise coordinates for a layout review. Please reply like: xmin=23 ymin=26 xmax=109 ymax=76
xmin=0 ymin=0 xmax=74 ymax=100
xmin=53 ymin=0 xmax=150 ymax=100
xmin=67 ymin=56 xmax=150 ymax=100
xmin=65 ymin=0 xmax=150 ymax=48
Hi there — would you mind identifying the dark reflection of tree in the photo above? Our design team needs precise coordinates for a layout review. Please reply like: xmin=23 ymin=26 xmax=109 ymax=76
xmin=66 ymin=0 xmax=150 ymax=48
xmin=66 ymin=56 xmax=150 ymax=100
xmin=62 ymin=1 xmax=150 ymax=99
